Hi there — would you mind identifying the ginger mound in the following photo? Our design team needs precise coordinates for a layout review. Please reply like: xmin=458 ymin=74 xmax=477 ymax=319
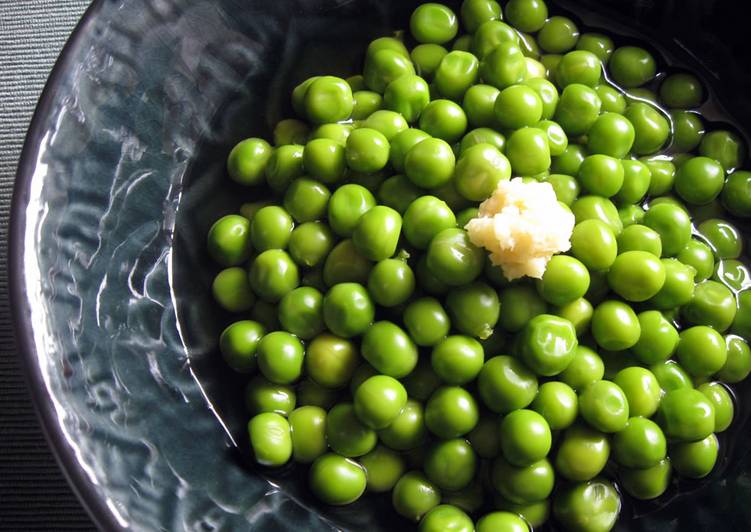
xmin=465 ymin=178 xmax=575 ymax=280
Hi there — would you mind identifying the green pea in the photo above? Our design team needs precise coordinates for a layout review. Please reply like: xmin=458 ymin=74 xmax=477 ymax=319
xmin=353 ymin=375 xmax=408 ymax=430
xmin=506 ymin=127 xmax=551 ymax=176
xmin=410 ymin=3 xmax=459 ymax=44
xmin=550 ymin=144 xmax=586 ymax=175
xmin=554 ymin=83 xmax=602 ymax=136
xmin=326 ymin=402 xmax=377 ymax=457
xmin=612 ymin=417 xmax=667 ymax=469
xmin=207 ymin=214 xmax=251 ymax=266
xmin=674 ymin=325 xmax=728 ymax=378
xmin=364 ymin=49 xmax=416 ymax=93
xmin=531 ymin=381 xmax=578 ymax=430
xmin=494 ymin=85 xmax=542 ymax=129
xmin=424 ymin=385 xmax=479 ymax=439
xmin=671 ymin=155 xmax=725 ymax=206
xmin=424 ymin=439 xmax=477 ymax=491
xmin=455 ymin=144 xmax=512 ymax=200
xmin=591 ymin=300 xmax=640 ymax=351
xmin=323 ymin=283 xmax=373 ymax=338
xmin=477 ymin=512 xmax=529 ymax=532
xmin=461 ymin=0 xmax=502 ymax=32
xmin=650 ymin=360 xmax=693 ymax=393
xmin=401 ymin=196 xmax=456 ymax=250
xmin=584 ymin=115 xmax=635 ymax=163
xmin=499 ymin=409 xmax=552 ymax=466
xmin=351 ymin=205 xmax=402 ymax=262
xmin=522 ymin=78 xmax=559 ymax=121
xmin=366 ymin=258 xmax=414 ymax=308
xmin=536 ymin=120 xmax=568 ymax=156
xmin=419 ymin=505 xmax=473 ymax=532
xmin=578 ymin=380 xmax=630 ymax=433
xmin=536 ymin=15 xmax=578 ymax=53
xmin=733 ymin=289 xmax=751 ymax=339
xmin=670 ymin=110 xmax=704 ymax=152
xmin=540 ymin=173 xmax=579 ymax=205
xmin=462 ymin=85 xmax=501 ymax=128
xmin=456 ymin=207 xmax=479 ymax=229
xmin=250 ymin=298 xmax=282 ymax=329
xmin=617 ymin=225 xmax=660 ymax=258
xmin=303 ymin=76 xmax=353 ymax=124
xmin=659 ymin=72 xmax=703 ymax=108
xmin=288 ymin=222 xmax=334 ymax=268
xmin=721 ymin=170 xmax=751 ymax=217
xmin=426 ymin=228 xmax=484 ymax=286
xmin=288 ymin=405 xmax=328 ymax=463
xmin=394 ymin=300 xmax=446 ymax=351
xmin=620 ymin=459 xmax=671 ymax=500
xmin=419 ymin=99 xmax=468 ymax=143
xmin=643 ymin=203 xmax=691 ymax=257
xmin=305 ymin=333 xmax=359 ymax=389
xmin=631 ymin=310 xmax=679 ymax=365
xmin=718 ymin=334 xmax=751 ymax=383
xmin=362 ymin=321 xmax=418 ymax=378
xmin=608 ymin=251 xmax=666 ymax=302
xmin=610 ymin=45 xmax=656 ymax=87
xmin=417 ymin=254 xmax=450 ymax=295
xmin=505 ymin=0 xmax=547 ymax=32
xmin=322 ymin=239 xmax=372 ymax=286
xmin=412 ymin=43 xmax=449 ymax=79
xmin=518 ymin=314 xmax=578 ymax=376
xmin=698 ymin=381 xmax=734 ymax=432
xmin=273 ymin=118 xmax=309 ymax=146
xmin=554 ymin=424 xmax=610 ymax=481
xmin=560 ymin=345 xmax=604 ymax=390
xmin=366 ymin=36 xmax=409 ymax=61
xmin=555 ymin=50 xmax=600 ymax=89
xmin=212 ymin=267 xmax=254 ymax=312
xmin=309 ymin=123 xmax=352 ymax=145
xmin=248 ymin=412 xmax=292 ymax=466
xmin=575 ymin=32 xmax=614 ymax=64
xmin=683 ymin=280 xmax=737 ymax=333
xmin=700 ymin=129 xmax=745 ymax=172
xmin=434 ymin=51 xmax=480 ymax=101
xmin=351 ymin=90 xmax=383 ymax=120
xmin=358 ymin=445 xmax=406 ymax=493
xmin=405 ymin=138 xmax=457 ymax=188
xmin=623 ymin=102 xmax=669 ymax=155
xmin=255 ymin=331 xmax=305 ymax=384
xmin=670 ymin=433 xmax=719 ymax=479
xmin=393 ymin=471 xmax=442 ymax=522
xmin=342 ymin=128 xmax=389 ymax=174
xmin=578 ymin=154 xmax=624 ymax=198
xmin=480 ymin=41 xmax=526 ymax=89
xmin=477 ymin=355 xmax=538 ymax=413
xmin=239 ymin=200 xmax=271 ymax=223
xmin=303 ymin=138 xmax=346 ymax=184
xmin=499 ymin=284 xmax=547 ymax=331
xmin=277 ymin=286 xmax=323 ymax=339
xmin=594 ymin=85 xmax=625 ymax=115
xmin=618 ymin=204 xmax=645 ymax=227
xmin=244 ymin=376 xmax=295 ymax=416
xmin=442 ymin=480 xmax=485 ymax=514
xmin=430 ymin=335 xmax=484 ymax=385
xmin=572 ymin=195 xmax=623 ymax=236
xmin=552 ymin=297 xmax=593 ymax=336
xmin=363 ymin=110 xmax=409 ymax=140
xmin=714 ymin=259 xmax=751 ymax=291
xmin=639 ymin=157 xmax=673 ymax=197
xmin=467 ymin=414 xmax=501 ymax=460
xmin=292 ymin=76 xmax=319 ymax=116
xmin=219 ymin=320 xmax=264 ymax=373
xmin=699 ymin=218 xmax=743 ymax=260
xmin=326 ymin=184 xmax=374 ymax=238
xmin=282 ymin=178 xmax=329 ymax=223
xmin=378 ymin=399 xmax=427 ymax=450
xmin=382 ymin=75 xmax=430 ymax=123
xmin=249 ymin=249 xmax=299 ymax=302
xmin=227 ymin=138 xmax=272 ymax=186
xmin=309 ymin=453 xmax=367 ymax=505
xmin=492 ymin=456 xmax=555 ymax=506
xmin=614 ymin=163 xmax=650 ymax=209
xmin=536 ymin=256 xmax=590 ymax=306
xmin=554 ymin=478 xmax=622 ymax=532
xmin=658 ymin=388 xmax=716 ymax=441
xmin=265 ymin=144 xmax=304 ymax=191
xmin=446 ymin=282 xmax=500 ymax=340
xmin=250 ymin=206 xmax=293 ymax=252
xmin=675 ymin=239 xmax=714 ymax=282
xmin=568 ymin=220 xmax=617 ymax=273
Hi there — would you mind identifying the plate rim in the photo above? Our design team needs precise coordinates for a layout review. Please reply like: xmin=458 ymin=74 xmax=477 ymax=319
xmin=8 ymin=1 xmax=121 ymax=530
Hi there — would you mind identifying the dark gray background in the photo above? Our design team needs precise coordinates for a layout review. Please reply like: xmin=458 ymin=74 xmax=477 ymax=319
xmin=0 ymin=1 xmax=94 ymax=529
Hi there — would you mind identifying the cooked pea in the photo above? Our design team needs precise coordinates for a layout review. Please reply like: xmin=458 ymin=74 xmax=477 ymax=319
xmin=682 ymin=280 xmax=737 ymax=332
xmin=288 ymin=222 xmax=335 ymax=269
xmin=650 ymin=360 xmax=693 ymax=393
xmin=643 ymin=203 xmax=692 ymax=257
xmin=536 ymin=256 xmax=590 ymax=306
xmin=367 ymin=258 xmax=415 ymax=307
xmin=322 ymin=283 xmax=374 ymax=338
xmin=411 ymin=43 xmax=449 ymax=79
xmin=310 ymin=453 xmax=367 ymax=505
xmin=404 ymin=297 xmax=451 ymax=347
xmin=392 ymin=471 xmax=442 ymax=522
xmin=480 ymin=42 xmax=527 ymax=89
xmin=278 ymin=286 xmax=324 ymax=339
xmin=424 ymin=439 xmax=477 ymax=491
xmin=570 ymin=219 xmax=618 ymax=271
xmin=505 ymin=127 xmax=551 ymax=176
xmin=592 ymin=300 xmax=640 ymax=350
xmin=671 ymin=110 xmax=705 ymax=152
xmin=518 ymin=314 xmax=577 ymax=376
xmin=675 ymin=325 xmax=728 ymax=377
xmin=305 ymin=333 xmax=359 ymax=389
xmin=553 ymin=479 xmax=621 ymax=532
xmin=351 ymin=90 xmax=383 ymax=120
xmin=322 ymin=239 xmax=372 ymax=286
xmin=288 ymin=406 xmax=327 ymax=463
xmin=657 ymin=388 xmax=715 ymax=441
xmin=500 ymin=409 xmax=552 ymax=466
xmin=463 ymin=84 xmax=501 ymax=128
xmin=631 ymin=310 xmax=679 ymax=365
xmin=212 ymin=267 xmax=255 ymax=312
xmin=608 ymin=251 xmax=666 ymax=302
xmin=498 ymin=284 xmax=548 ymax=331
xmin=219 ymin=320 xmax=264 ymax=373
xmin=425 ymin=385 xmax=479 ymax=438
xmin=618 ymin=204 xmax=646 ymax=227
xmin=698 ymin=382 xmax=734 ymax=432
xmin=554 ymin=84 xmax=602 ymax=136
xmin=419 ymin=505 xmax=474 ymax=532
xmin=362 ymin=321 xmax=418 ymax=378
xmin=505 ymin=0 xmax=548 ymax=32
xmin=426 ymin=228 xmax=484 ymax=286
xmin=572 ymin=195 xmax=623 ymax=235
xmin=248 ymin=412 xmax=292 ymax=466
xmin=676 ymin=239 xmax=715 ymax=282
xmin=405 ymin=138 xmax=457 ymax=188
xmin=660 ymin=72 xmax=704 ymax=108
xmin=378 ymin=399 xmax=428 ymax=450
xmin=446 ymin=282 xmax=500 ymax=339
xmin=578 ymin=380 xmax=629 ymax=433
xmin=364 ymin=49 xmax=416 ymax=93
xmin=613 ymin=417 xmax=666 ymax=468
xmin=700 ymin=129 xmax=745 ymax=172
xmin=227 ymin=138 xmax=273 ymax=186
xmin=531 ymin=381 xmax=578 ymax=430
xmin=273 ymin=119 xmax=309 ymax=146
xmin=403 ymin=196 xmax=457 ymax=250
xmin=555 ymin=424 xmax=610 ymax=481
xmin=541 ymin=173 xmax=580 ymax=205
xmin=492 ymin=455 xmax=555 ymax=505
xmin=477 ymin=512 xmax=530 ymax=532
xmin=455 ymin=143 xmax=511 ymax=200
xmin=364 ymin=110 xmax=409 ymax=140
xmin=249 ymin=249 xmax=299 ymax=302
xmin=718 ymin=334 xmax=751 ymax=383
xmin=354 ymin=375 xmax=408 ymax=429
xmin=620 ymin=459 xmax=671 ymax=500
xmin=431 ymin=335 xmax=484 ymax=385
xmin=560 ymin=345 xmax=604 ymax=390
xmin=352 ymin=205 xmax=402 ymax=261
xmin=207 ymin=214 xmax=251 ymax=266
xmin=721 ymin=170 xmax=751 ymax=217
xmin=670 ymin=433 xmax=719 ymax=479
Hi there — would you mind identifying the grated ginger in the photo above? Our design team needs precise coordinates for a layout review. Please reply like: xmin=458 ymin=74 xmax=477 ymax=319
xmin=465 ymin=178 xmax=575 ymax=280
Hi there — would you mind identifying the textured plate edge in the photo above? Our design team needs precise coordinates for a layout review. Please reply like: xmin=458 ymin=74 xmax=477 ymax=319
xmin=8 ymin=1 xmax=121 ymax=530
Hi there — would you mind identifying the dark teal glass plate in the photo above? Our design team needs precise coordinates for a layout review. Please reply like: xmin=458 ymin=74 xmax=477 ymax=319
xmin=10 ymin=0 xmax=751 ymax=530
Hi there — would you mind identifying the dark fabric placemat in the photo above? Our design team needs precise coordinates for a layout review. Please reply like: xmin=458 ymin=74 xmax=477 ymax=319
xmin=0 ymin=1 xmax=95 ymax=530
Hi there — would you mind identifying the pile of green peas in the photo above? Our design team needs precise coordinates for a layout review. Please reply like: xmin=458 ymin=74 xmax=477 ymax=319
xmin=208 ymin=0 xmax=751 ymax=530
